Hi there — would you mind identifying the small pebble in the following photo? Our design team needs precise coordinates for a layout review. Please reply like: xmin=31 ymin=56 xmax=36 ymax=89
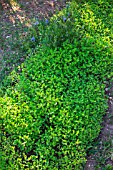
xmin=105 ymin=88 xmax=109 ymax=91
xmin=111 ymin=140 xmax=113 ymax=146
xmin=111 ymin=153 xmax=113 ymax=161
xmin=6 ymin=35 xmax=11 ymax=38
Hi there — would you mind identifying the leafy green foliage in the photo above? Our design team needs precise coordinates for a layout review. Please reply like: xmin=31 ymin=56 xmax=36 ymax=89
xmin=23 ymin=0 xmax=113 ymax=51
xmin=0 ymin=0 xmax=113 ymax=169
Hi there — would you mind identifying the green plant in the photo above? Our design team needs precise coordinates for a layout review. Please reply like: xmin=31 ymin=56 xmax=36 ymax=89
xmin=104 ymin=164 xmax=113 ymax=170
xmin=1 ymin=36 xmax=112 ymax=169
xmin=0 ymin=0 xmax=113 ymax=169
xmin=22 ymin=0 xmax=113 ymax=53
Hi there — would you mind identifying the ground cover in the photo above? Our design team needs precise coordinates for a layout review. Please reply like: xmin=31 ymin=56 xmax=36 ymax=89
xmin=0 ymin=0 xmax=113 ymax=169
xmin=0 ymin=0 xmax=68 ymax=81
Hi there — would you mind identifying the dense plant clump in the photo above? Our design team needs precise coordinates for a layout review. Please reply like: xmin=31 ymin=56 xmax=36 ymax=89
xmin=23 ymin=0 xmax=113 ymax=52
xmin=0 ymin=0 xmax=113 ymax=169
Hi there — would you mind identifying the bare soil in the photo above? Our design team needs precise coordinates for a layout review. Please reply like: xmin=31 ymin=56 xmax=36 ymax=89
xmin=85 ymin=82 xmax=113 ymax=170
xmin=0 ymin=0 xmax=69 ymax=80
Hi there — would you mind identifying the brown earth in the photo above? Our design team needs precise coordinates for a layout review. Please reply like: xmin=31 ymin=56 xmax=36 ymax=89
xmin=0 ymin=0 xmax=69 ymax=80
xmin=85 ymin=82 xmax=113 ymax=170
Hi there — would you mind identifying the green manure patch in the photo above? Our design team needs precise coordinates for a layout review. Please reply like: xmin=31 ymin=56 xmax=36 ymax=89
xmin=0 ymin=0 xmax=113 ymax=169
